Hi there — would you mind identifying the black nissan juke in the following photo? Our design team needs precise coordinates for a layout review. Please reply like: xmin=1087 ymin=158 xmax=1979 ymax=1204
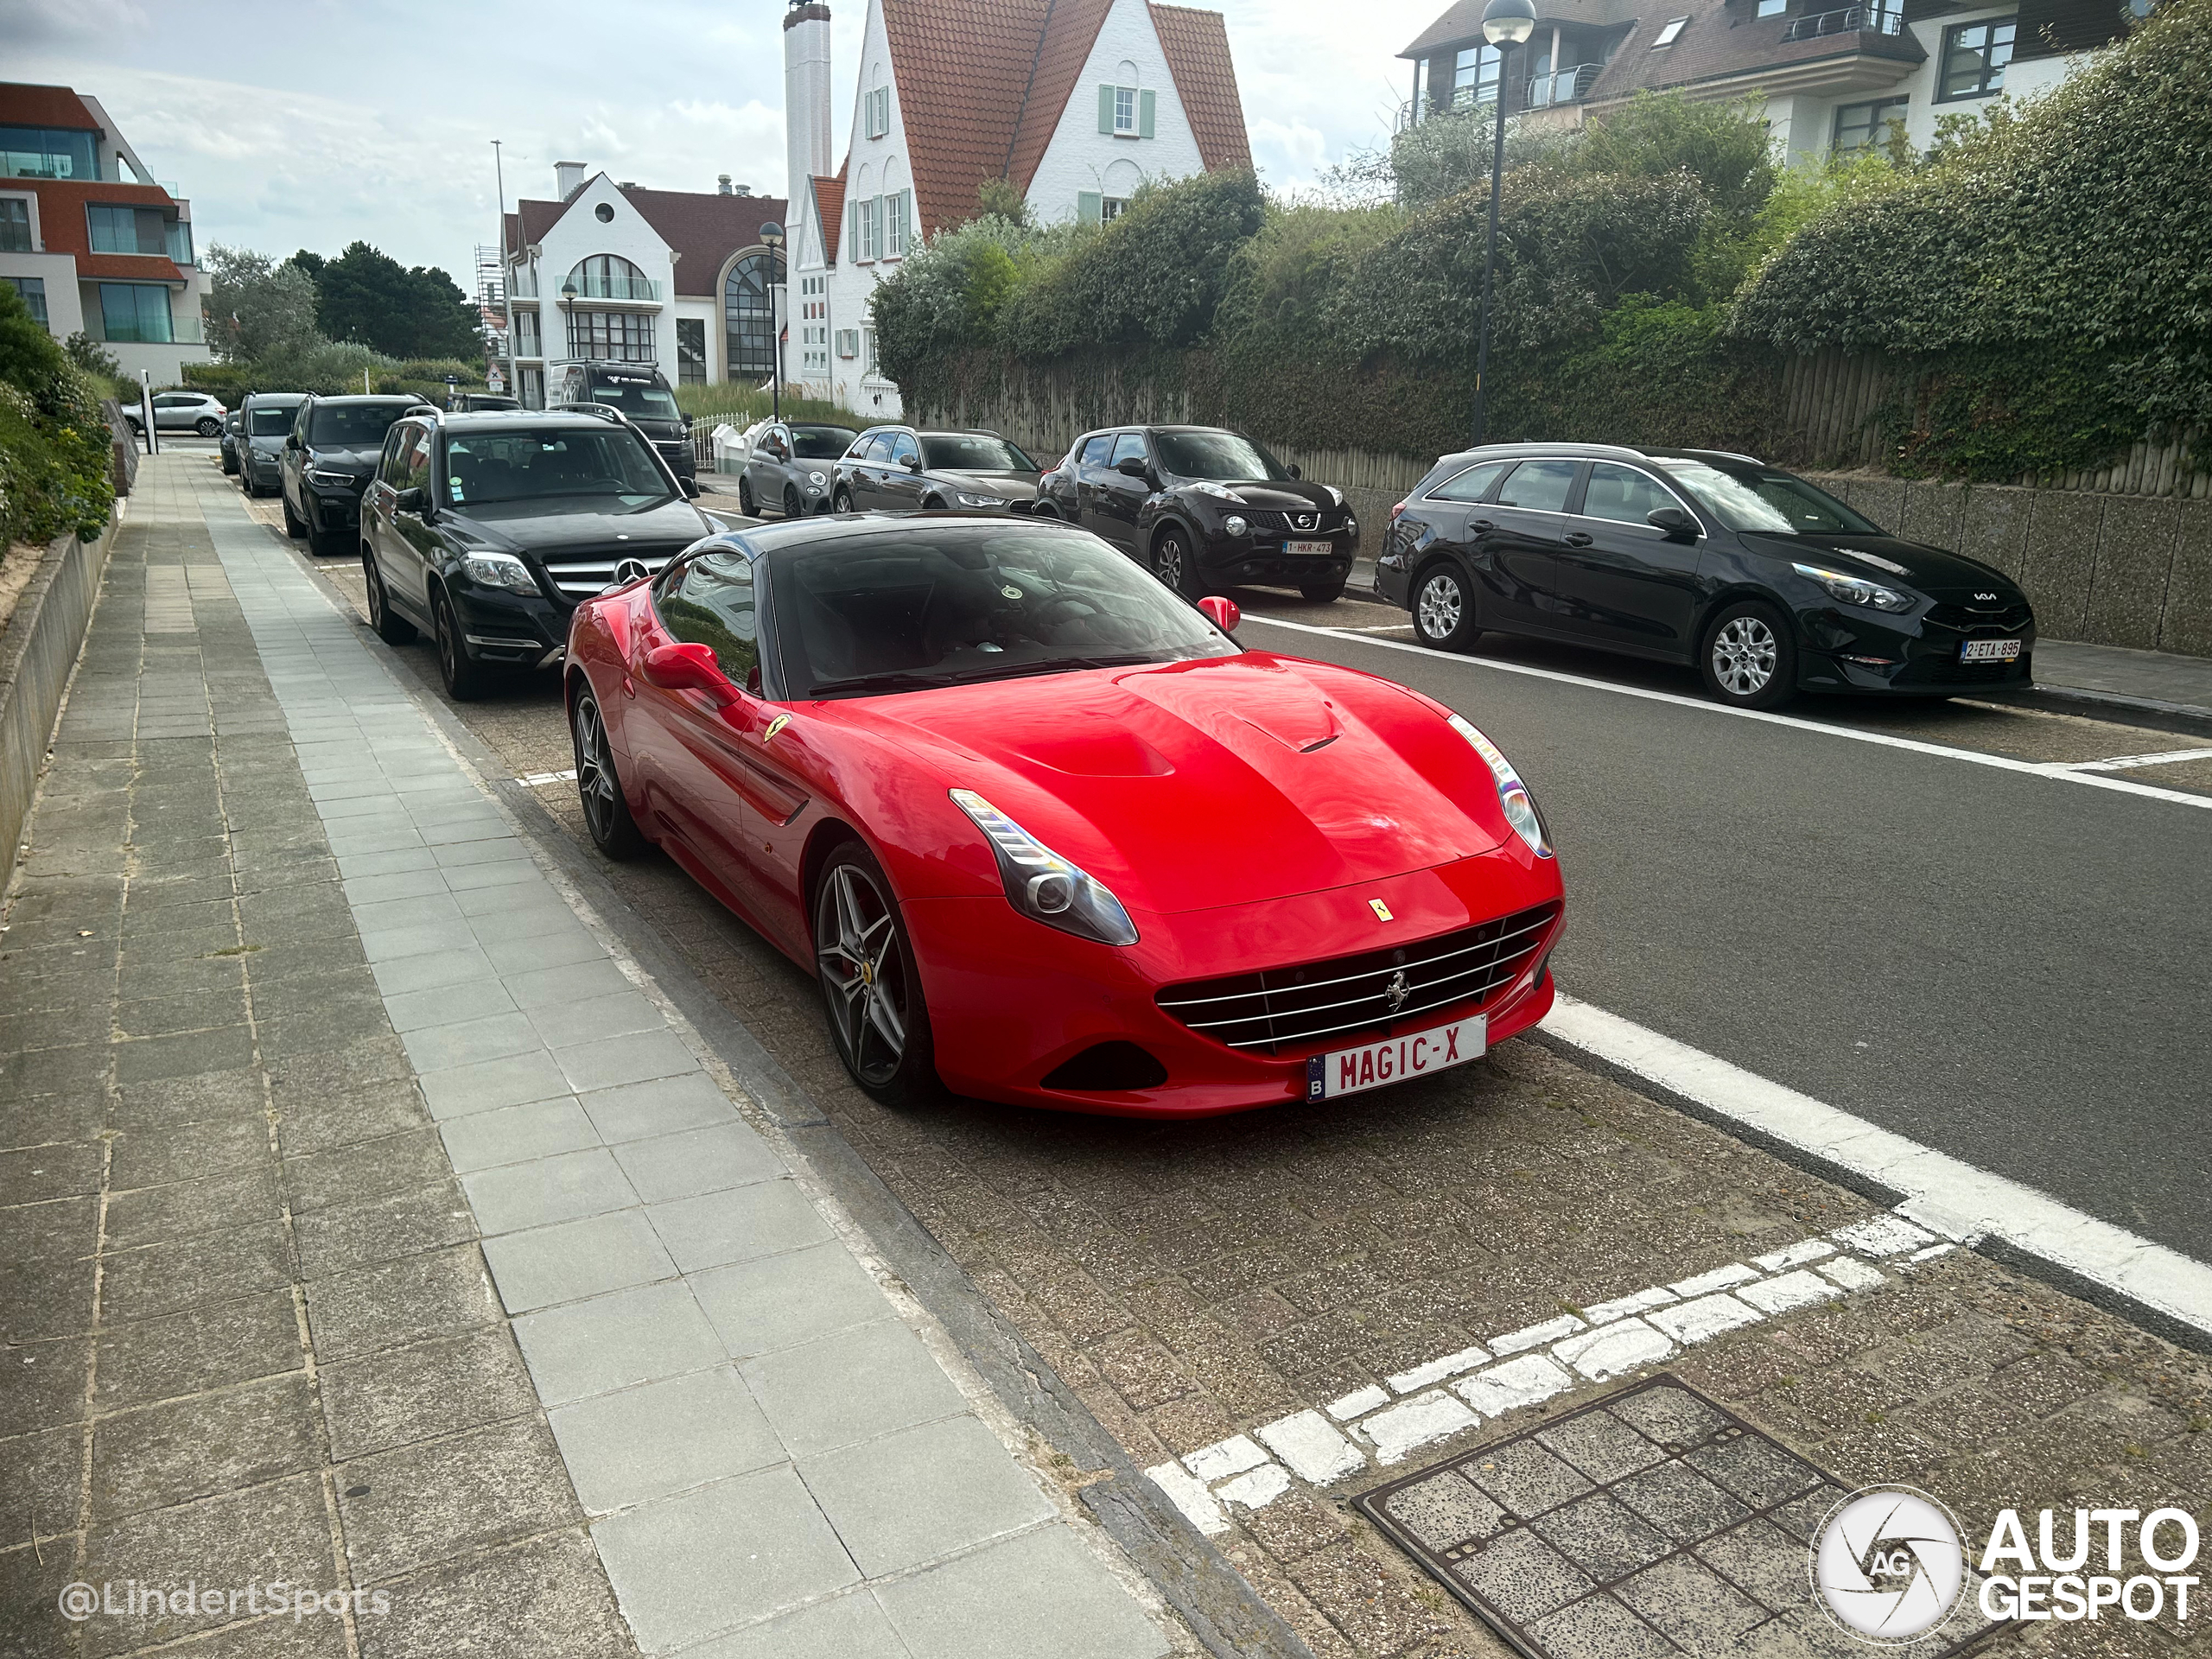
xmin=1376 ymin=443 xmax=2036 ymax=709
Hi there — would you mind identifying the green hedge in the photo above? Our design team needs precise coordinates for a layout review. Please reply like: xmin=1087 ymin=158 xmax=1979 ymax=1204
xmin=1732 ymin=0 xmax=2212 ymax=475
xmin=0 ymin=284 xmax=115 ymax=545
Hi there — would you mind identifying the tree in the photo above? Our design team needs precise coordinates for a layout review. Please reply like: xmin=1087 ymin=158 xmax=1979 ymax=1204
xmin=975 ymin=177 xmax=1031 ymax=228
xmin=308 ymin=241 xmax=480 ymax=359
xmin=202 ymin=244 xmax=326 ymax=363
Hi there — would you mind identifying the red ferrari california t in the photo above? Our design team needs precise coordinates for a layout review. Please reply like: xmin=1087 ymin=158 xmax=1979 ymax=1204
xmin=564 ymin=514 xmax=1563 ymax=1116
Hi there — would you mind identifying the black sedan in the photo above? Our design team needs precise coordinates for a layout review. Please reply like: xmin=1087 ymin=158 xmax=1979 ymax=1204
xmin=1376 ymin=442 xmax=2035 ymax=709
xmin=280 ymin=395 xmax=434 ymax=558
xmin=831 ymin=427 xmax=1041 ymax=516
xmin=359 ymin=409 xmax=721 ymax=699
xmin=1034 ymin=425 xmax=1357 ymax=602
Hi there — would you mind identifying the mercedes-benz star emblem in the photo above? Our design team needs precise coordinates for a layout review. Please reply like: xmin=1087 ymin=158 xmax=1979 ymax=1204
xmin=613 ymin=558 xmax=649 ymax=585
xmin=1384 ymin=969 xmax=1410 ymax=1012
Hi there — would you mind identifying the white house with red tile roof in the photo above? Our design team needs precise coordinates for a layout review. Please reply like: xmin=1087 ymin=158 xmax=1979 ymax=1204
xmin=780 ymin=0 xmax=1249 ymax=416
xmin=499 ymin=166 xmax=788 ymax=409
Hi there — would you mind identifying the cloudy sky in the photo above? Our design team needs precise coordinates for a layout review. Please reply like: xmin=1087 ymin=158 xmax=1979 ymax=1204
xmin=3 ymin=0 xmax=1440 ymax=286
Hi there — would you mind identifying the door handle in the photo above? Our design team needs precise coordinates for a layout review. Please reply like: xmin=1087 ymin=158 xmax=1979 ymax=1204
xmin=1563 ymin=532 xmax=1594 ymax=547
xmin=1471 ymin=519 xmax=1496 ymax=533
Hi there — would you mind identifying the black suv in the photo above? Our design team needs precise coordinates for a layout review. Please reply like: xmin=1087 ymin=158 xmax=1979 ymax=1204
xmin=359 ymin=409 xmax=721 ymax=699
xmin=558 ymin=362 xmax=694 ymax=486
xmin=1376 ymin=442 xmax=2036 ymax=709
xmin=237 ymin=391 xmax=308 ymax=499
xmin=1035 ymin=425 xmax=1357 ymax=601
xmin=281 ymin=395 xmax=433 ymax=557
xmin=830 ymin=426 xmax=1042 ymax=515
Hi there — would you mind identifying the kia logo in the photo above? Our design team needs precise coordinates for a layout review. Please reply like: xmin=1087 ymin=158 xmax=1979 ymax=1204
xmin=614 ymin=558 xmax=650 ymax=585
xmin=1974 ymin=591 xmax=1998 ymax=601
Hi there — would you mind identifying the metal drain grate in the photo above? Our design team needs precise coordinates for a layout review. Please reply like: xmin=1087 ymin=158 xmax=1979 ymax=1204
xmin=1354 ymin=1376 xmax=1996 ymax=1657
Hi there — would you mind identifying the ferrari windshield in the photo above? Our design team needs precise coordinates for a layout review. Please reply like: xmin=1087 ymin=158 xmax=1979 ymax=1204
xmin=446 ymin=429 xmax=673 ymax=507
xmin=1154 ymin=430 xmax=1290 ymax=482
xmin=922 ymin=434 xmax=1037 ymax=472
xmin=1651 ymin=459 xmax=1882 ymax=535
xmin=771 ymin=526 xmax=1238 ymax=699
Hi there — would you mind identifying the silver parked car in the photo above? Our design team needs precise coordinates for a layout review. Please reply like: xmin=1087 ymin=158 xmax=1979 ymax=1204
xmin=235 ymin=391 xmax=309 ymax=498
xmin=143 ymin=390 xmax=229 ymax=435
xmin=735 ymin=420 xmax=860 ymax=518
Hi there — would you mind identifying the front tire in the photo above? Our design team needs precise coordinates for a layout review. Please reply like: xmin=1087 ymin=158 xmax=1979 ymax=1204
xmin=738 ymin=475 xmax=755 ymax=515
xmin=785 ymin=485 xmax=804 ymax=519
xmin=1153 ymin=529 xmax=1204 ymax=599
xmin=363 ymin=550 xmax=416 ymax=645
xmin=1412 ymin=562 xmax=1481 ymax=652
xmin=307 ymin=522 xmax=349 ymax=558
xmin=813 ymin=841 xmax=940 ymax=1109
xmin=571 ymin=683 xmax=648 ymax=859
xmin=431 ymin=588 xmax=491 ymax=702
xmin=832 ymin=486 xmax=855 ymax=514
xmin=281 ymin=491 xmax=306 ymax=538
xmin=195 ymin=416 xmax=221 ymax=437
xmin=1701 ymin=599 xmax=1798 ymax=709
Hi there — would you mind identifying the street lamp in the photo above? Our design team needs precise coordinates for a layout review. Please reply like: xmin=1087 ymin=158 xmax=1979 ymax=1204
xmin=759 ymin=222 xmax=785 ymax=425
xmin=1471 ymin=0 xmax=1535 ymax=447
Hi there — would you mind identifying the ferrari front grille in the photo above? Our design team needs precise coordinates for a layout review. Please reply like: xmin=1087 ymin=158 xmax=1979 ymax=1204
xmin=1154 ymin=900 xmax=1560 ymax=1054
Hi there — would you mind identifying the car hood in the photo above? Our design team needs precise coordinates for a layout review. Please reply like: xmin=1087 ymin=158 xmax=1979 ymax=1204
xmin=305 ymin=446 xmax=383 ymax=474
xmin=1742 ymin=532 xmax=2018 ymax=598
xmin=450 ymin=496 xmax=710 ymax=553
xmin=1179 ymin=480 xmax=1339 ymax=512
xmin=825 ymin=652 xmax=1506 ymax=914
xmin=931 ymin=470 xmax=1040 ymax=499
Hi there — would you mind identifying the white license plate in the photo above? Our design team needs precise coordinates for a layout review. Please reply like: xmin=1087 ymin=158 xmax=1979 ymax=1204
xmin=1285 ymin=539 xmax=1334 ymax=556
xmin=1306 ymin=1015 xmax=1486 ymax=1101
xmin=1960 ymin=638 xmax=2023 ymax=662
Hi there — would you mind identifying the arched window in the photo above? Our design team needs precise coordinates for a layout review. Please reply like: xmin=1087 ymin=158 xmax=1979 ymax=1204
xmin=724 ymin=251 xmax=777 ymax=378
xmin=565 ymin=254 xmax=652 ymax=302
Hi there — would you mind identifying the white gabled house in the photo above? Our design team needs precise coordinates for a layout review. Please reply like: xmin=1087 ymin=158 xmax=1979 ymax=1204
xmin=780 ymin=0 xmax=1250 ymax=416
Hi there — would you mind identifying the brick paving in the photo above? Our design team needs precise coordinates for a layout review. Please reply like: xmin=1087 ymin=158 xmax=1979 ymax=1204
xmin=261 ymin=466 xmax=2212 ymax=1656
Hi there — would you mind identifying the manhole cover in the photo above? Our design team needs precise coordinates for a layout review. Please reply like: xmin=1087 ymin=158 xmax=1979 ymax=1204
xmin=1355 ymin=1376 xmax=1996 ymax=1656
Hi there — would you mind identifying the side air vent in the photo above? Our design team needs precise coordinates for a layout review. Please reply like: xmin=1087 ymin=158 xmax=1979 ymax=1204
xmin=1042 ymin=1041 xmax=1169 ymax=1092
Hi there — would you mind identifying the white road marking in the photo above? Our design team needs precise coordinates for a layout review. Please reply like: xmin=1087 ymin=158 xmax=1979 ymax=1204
xmin=1751 ymin=1238 xmax=1835 ymax=1272
xmin=1143 ymin=1460 xmax=1228 ymax=1536
xmin=1582 ymin=1285 xmax=1679 ymax=1325
xmin=1326 ymin=1385 xmax=1391 ymax=1421
xmin=1543 ymin=993 xmax=2212 ymax=1338
xmin=1359 ymin=1391 xmax=1480 ymax=1465
xmin=1255 ymin=1412 xmax=1367 ymax=1484
xmin=1182 ymin=1435 xmax=1268 ymax=1483
xmin=1452 ymin=1353 xmax=1573 ymax=1416
xmin=1490 ymin=1313 xmax=1586 ymax=1354
xmin=1553 ymin=1317 xmax=1676 ymax=1381
xmin=1383 ymin=1342 xmax=1493 ymax=1395
xmin=514 ymin=769 xmax=577 ymax=788
xmin=1648 ymin=1292 xmax=1766 ymax=1346
xmin=1242 ymin=613 xmax=2212 ymax=811
xmin=2057 ymin=746 xmax=2212 ymax=772
xmin=1738 ymin=1269 xmax=1844 ymax=1316
xmin=1819 ymin=1255 xmax=1886 ymax=1292
xmin=1669 ymin=1262 xmax=1759 ymax=1297
xmin=1216 ymin=1464 xmax=1293 ymax=1510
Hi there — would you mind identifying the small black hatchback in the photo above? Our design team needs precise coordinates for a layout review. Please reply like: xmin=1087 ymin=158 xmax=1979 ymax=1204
xmin=1375 ymin=442 xmax=2036 ymax=708
xmin=1034 ymin=426 xmax=1357 ymax=601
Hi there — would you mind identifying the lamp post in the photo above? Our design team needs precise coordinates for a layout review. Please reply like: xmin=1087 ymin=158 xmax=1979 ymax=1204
xmin=1470 ymin=0 xmax=1536 ymax=447
xmin=759 ymin=222 xmax=785 ymax=426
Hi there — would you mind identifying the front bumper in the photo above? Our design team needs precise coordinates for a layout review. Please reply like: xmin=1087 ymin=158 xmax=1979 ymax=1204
xmin=652 ymin=440 xmax=696 ymax=480
xmin=1796 ymin=603 xmax=2037 ymax=696
xmin=1200 ymin=531 xmax=1358 ymax=587
xmin=446 ymin=580 xmax=573 ymax=666
xmin=306 ymin=482 xmax=370 ymax=533
xmin=903 ymin=850 xmax=1564 ymax=1117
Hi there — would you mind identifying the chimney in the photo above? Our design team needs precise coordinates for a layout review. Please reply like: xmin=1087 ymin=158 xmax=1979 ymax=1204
xmin=718 ymin=174 xmax=734 ymax=195
xmin=555 ymin=161 xmax=587 ymax=199
xmin=734 ymin=183 xmax=753 ymax=195
xmin=784 ymin=1 xmax=832 ymax=230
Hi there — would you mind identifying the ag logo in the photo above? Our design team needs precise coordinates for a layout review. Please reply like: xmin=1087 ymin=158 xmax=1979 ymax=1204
xmin=1812 ymin=1485 xmax=1967 ymax=1644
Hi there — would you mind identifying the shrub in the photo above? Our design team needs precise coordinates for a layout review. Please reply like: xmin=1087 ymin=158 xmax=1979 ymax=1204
xmin=0 ymin=287 xmax=115 ymax=545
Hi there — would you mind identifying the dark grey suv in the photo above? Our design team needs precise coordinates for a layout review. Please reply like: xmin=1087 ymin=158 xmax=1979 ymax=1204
xmin=235 ymin=392 xmax=308 ymax=499
xmin=830 ymin=427 xmax=1041 ymax=515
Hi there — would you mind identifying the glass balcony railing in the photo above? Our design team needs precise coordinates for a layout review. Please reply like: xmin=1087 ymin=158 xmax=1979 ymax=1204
xmin=1525 ymin=63 xmax=1604 ymax=106
xmin=509 ymin=267 xmax=539 ymax=298
xmin=561 ymin=271 xmax=660 ymax=302
xmin=98 ymin=314 xmax=206 ymax=345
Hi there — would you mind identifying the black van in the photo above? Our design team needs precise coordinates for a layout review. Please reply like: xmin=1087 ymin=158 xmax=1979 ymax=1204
xmin=556 ymin=362 xmax=693 ymax=485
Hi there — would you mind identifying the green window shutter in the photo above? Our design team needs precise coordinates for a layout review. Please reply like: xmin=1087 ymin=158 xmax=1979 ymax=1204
xmin=1098 ymin=84 xmax=1116 ymax=134
xmin=1140 ymin=89 xmax=1156 ymax=138
xmin=1077 ymin=191 xmax=1103 ymax=225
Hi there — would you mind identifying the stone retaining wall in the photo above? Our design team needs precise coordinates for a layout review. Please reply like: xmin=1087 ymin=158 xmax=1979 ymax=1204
xmin=0 ymin=518 xmax=120 ymax=865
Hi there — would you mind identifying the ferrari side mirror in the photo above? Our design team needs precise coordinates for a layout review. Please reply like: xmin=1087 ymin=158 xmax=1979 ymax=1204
xmin=640 ymin=641 xmax=739 ymax=705
xmin=1198 ymin=594 xmax=1241 ymax=632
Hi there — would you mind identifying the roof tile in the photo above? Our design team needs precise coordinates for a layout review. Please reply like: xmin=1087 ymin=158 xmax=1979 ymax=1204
xmin=1150 ymin=3 xmax=1251 ymax=172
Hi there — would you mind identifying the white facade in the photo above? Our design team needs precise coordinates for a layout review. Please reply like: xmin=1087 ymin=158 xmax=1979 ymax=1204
xmin=1026 ymin=0 xmax=1207 ymax=226
xmin=505 ymin=174 xmax=676 ymax=408
xmin=785 ymin=0 xmax=1227 ymax=416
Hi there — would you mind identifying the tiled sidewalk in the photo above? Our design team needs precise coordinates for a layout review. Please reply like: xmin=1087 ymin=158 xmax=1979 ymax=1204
xmin=0 ymin=456 xmax=1175 ymax=1659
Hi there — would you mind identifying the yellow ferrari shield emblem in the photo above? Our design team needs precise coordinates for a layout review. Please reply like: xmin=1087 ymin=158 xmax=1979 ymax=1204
xmin=1369 ymin=899 xmax=1393 ymax=922
xmin=763 ymin=714 xmax=791 ymax=741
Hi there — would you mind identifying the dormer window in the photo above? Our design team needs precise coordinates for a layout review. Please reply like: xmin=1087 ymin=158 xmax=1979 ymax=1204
xmin=1652 ymin=16 xmax=1689 ymax=44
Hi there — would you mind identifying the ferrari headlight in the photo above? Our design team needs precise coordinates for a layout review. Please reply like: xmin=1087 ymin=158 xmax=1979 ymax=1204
xmin=1793 ymin=562 xmax=1914 ymax=613
xmin=950 ymin=788 xmax=1138 ymax=946
xmin=1446 ymin=714 xmax=1553 ymax=859
xmin=1224 ymin=514 xmax=1249 ymax=538
xmin=461 ymin=551 xmax=540 ymax=594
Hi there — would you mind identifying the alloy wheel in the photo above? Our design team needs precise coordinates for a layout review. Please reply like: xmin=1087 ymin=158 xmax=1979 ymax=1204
xmin=1418 ymin=572 xmax=1464 ymax=641
xmin=814 ymin=862 xmax=910 ymax=1086
xmin=573 ymin=692 xmax=621 ymax=843
xmin=1710 ymin=614 xmax=1779 ymax=696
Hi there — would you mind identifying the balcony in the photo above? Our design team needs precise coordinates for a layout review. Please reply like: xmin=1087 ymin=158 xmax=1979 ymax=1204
xmin=1526 ymin=62 xmax=1604 ymax=107
xmin=95 ymin=314 xmax=206 ymax=346
xmin=508 ymin=266 xmax=539 ymax=300
xmin=1781 ymin=5 xmax=1905 ymax=40
xmin=1395 ymin=85 xmax=1498 ymax=130
xmin=560 ymin=270 xmax=659 ymax=303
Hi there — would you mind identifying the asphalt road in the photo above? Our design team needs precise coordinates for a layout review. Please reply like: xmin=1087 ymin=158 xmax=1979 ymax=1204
xmin=1233 ymin=599 xmax=2212 ymax=1267
xmin=245 ymin=455 xmax=2212 ymax=1270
